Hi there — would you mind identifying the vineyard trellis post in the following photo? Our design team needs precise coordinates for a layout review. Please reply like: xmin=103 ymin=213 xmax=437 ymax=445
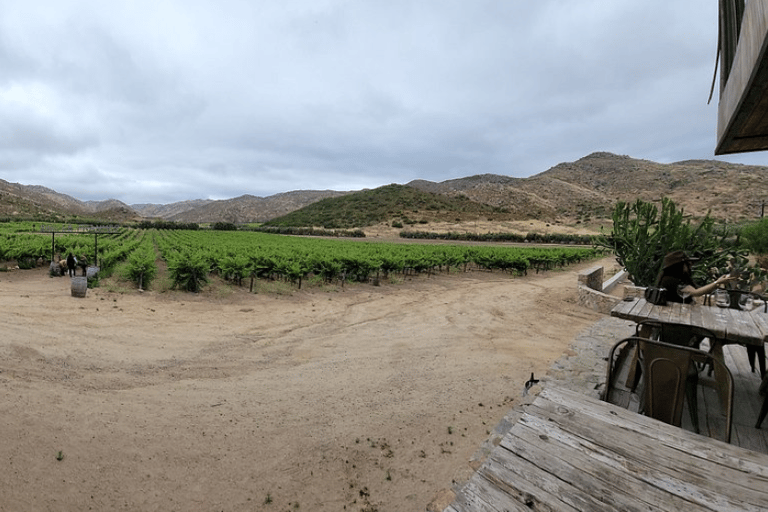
xmin=39 ymin=224 xmax=121 ymax=265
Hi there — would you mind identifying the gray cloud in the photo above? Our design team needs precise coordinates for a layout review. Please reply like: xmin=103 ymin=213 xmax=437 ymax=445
xmin=0 ymin=1 xmax=762 ymax=205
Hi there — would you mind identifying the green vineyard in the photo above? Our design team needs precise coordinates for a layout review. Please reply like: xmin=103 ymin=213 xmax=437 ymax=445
xmin=0 ymin=222 xmax=605 ymax=291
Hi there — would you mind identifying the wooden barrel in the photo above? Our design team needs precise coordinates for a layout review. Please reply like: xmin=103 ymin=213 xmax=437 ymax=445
xmin=49 ymin=261 xmax=61 ymax=276
xmin=86 ymin=266 xmax=100 ymax=278
xmin=71 ymin=277 xmax=87 ymax=298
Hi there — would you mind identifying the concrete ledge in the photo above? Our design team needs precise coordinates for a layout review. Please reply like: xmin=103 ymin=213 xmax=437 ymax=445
xmin=578 ymin=265 xmax=603 ymax=291
xmin=603 ymin=269 xmax=626 ymax=294
xmin=577 ymin=266 xmax=628 ymax=315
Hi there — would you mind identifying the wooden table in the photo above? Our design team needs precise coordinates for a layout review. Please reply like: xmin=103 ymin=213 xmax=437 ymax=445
xmin=611 ymin=298 xmax=768 ymax=348
xmin=446 ymin=386 xmax=768 ymax=512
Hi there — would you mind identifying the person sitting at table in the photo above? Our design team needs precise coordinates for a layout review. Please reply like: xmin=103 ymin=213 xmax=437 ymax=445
xmin=656 ymin=250 xmax=737 ymax=304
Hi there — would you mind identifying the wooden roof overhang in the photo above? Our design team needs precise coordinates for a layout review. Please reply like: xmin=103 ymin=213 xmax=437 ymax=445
xmin=716 ymin=0 xmax=768 ymax=154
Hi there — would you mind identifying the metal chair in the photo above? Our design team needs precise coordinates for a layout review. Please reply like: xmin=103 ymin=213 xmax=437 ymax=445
xmin=603 ymin=337 xmax=641 ymax=409
xmin=603 ymin=335 xmax=701 ymax=422
xmin=603 ymin=336 xmax=734 ymax=443
xmin=635 ymin=320 xmax=717 ymax=349
xmin=635 ymin=320 xmax=719 ymax=376
xmin=638 ymin=337 xmax=734 ymax=443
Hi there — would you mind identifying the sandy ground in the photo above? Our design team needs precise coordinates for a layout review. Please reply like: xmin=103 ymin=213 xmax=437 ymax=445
xmin=0 ymin=255 xmax=614 ymax=511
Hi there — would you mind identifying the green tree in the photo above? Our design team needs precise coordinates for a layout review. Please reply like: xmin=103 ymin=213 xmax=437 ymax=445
xmin=740 ymin=217 xmax=768 ymax=255
xmin=594 ymin=198 xmax=736 ymax=287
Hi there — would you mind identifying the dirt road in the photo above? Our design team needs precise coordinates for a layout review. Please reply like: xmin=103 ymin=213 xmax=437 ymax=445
xmin=0 ymin=256 xmax=613 ymax=511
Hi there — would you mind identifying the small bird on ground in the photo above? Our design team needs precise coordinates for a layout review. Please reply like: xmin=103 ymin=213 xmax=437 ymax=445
xmin=522 ymin=372 xmax=540 ymax=397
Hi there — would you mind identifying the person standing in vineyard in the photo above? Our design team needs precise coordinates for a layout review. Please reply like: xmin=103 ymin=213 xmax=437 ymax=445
xmin=66 ymin=253 xmax=77 ymax=277
xmin=78 ymin=254 xmax=89 ymax=276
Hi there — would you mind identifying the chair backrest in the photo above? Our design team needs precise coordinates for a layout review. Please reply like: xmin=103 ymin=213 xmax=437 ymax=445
xmin=602 ymin=337 xmax=639 ymax=406
xmin=664 ymin=323 xmax=722 ymax=352
xmin=639 ymin=338 xmax=694 ymax=426
xmin=636 ymin=320 xmax=717 ymax=349
xmin=639 ymin=337 xmax=734 ymax=443
xmin=708 ymin=354 xmax=735 ymax=443
xmin=603 ymin=336 xmax=734 ymax=443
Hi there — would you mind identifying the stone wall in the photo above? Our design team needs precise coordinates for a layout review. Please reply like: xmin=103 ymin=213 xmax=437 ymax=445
xmin=577 ymin=265 xmax=626 ymax=314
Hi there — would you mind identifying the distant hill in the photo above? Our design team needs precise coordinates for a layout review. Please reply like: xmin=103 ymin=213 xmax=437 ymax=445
xmin=538 ymin=152 xmax=768 ymax=221
xmin=406 ymin=152 xmax=768 ymax=223
xmin=0 ymin=177 xmax=348 ymax=224
xmin=2 ymin=152 xmax=768 ymax=225
xmin=130 ymin=199 xmax=213 ymax=219
xmin=161 ymin=190 xmax=350 ymax=224
xmin=263 ymin=184 xmax=511 ymax=229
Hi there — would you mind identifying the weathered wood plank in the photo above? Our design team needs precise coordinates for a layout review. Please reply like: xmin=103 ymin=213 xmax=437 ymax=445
xmin=501 ymin=417 xmax=706 ymax=511
xmin=447 ymin=386 xmax=768 ymax=512
xmin=657 ymin=302 xmax=674 ymax=323
xmin=726 ymin=308 xmax=764 ymax=345
xmin=540 ymin=387 xmax=768 ymax=479
xmin=637 ymin=298 xmax=655 ymax=320
xmin=667 ymin=302 xmax=685 ymax=325
xmin=451 ymin=475 xmax=544 ymax=512
xmin=477 ymin=452 xmax=596 ymax=512
xmin=610 ymin=297 xmax=637 ymax=318
xmin=610 ymin=299 xmax=764 ymax=346
xmin=750 ymin=309 xmax=768 ymax=340
xmin=700 ymin=306 xmax=725 ymax=340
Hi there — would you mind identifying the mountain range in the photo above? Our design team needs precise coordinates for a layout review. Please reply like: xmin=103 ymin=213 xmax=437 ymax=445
xmin=1 ymin=152 xmax=767 ymax=225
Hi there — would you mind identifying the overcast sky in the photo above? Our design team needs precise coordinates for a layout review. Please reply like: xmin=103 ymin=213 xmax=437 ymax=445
xmin=1 ymin=1 xmax=764 ymax=205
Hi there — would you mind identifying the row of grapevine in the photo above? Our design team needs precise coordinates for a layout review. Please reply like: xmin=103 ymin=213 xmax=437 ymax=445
xmin=400 ymin=230 xmax=595 ymax=245
xmin=153 ymin=229 xmax=604 ymax=290
xmin=0 ymin=229 xmax=148 ymax=276
xmin=120 ymin=231 xmax=159 ymax=289
xmin=0 ymin=233 xmax=52 ymax=267
xmin=96 ymin=230 xmax=148 ymax=275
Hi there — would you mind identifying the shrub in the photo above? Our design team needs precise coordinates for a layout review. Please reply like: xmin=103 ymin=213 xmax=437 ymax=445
xmin=124 ymin=248 xmax=158 ymax=289
xmin=219 ymin=254 xmax=250 ymax=285
xmin=16 ymin=257 xmax=37 ymax=270
xmin=740 ymin=217 xmax=768 ymax=256
xmin=167 ymin=251 xmax=209 ymax=292
xmin=594 ymin=198 xmax=738 ymax=287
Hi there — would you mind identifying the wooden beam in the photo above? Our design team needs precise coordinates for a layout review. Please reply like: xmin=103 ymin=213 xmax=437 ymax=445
xmin=717 ymin=0 xmax=768 ymax=154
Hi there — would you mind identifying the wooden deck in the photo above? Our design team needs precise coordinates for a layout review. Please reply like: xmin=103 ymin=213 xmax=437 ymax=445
xmin=724 ymin=344 xmax=768 ymax=452
xmin=445 ymin=386 xmax=768 ymax=511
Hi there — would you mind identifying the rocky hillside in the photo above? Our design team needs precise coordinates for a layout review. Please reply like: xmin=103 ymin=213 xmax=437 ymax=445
xmin=0 ymin=178 xmax=348 ymax=224
xmin=409 ymin=152 xmax=768 ymax=223
xmin=1 ymin=152 xmax=767 ymax=224
xmin=539 ymin=152 xmax=768 ymax=221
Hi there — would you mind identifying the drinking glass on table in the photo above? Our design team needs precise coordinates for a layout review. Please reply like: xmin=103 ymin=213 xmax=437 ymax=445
xmin=715 ymin=288 xmax=730 ymax=308
xmin=738 ymin=293 xmax=754 ymax=311
xmin=677 ymin=284 xmax=692 ymax=303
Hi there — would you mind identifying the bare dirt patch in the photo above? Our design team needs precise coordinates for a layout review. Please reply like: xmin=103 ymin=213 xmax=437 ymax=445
xmin=0 ymin=256 xmax=614 ymax=511
xmin=363 ymin=218 xmax=604 ymax=239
